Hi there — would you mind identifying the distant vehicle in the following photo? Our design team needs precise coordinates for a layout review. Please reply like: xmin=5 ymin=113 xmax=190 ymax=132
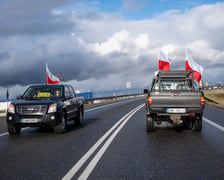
xmin=145 ymin=70 xmax=205 ymax=132
xmin=7 ymin=84 xmax=84 ymax=135
xmin=143 ymin=89 xmax=148 ymax=94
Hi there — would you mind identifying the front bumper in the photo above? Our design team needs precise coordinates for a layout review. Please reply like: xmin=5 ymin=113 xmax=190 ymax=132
xmin=7 ymin=111 xmax=61 ymax=128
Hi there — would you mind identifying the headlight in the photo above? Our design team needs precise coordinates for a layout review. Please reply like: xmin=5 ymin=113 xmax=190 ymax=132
xmin=48 ymin=103 xmax=57 ymax=113
xmin=8 ymin=104 xmax=15 ymax=114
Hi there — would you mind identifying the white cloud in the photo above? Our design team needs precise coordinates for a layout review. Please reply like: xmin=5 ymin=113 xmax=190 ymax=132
xmin=88 ymin=29 xmax=130 ymax=55
xmin=1 ymin=1 xmax=224 ymax=98
xmin=160 ymin=44 xmax=179 ymax=55
xmin=84 ymin=29 xmax=151 ymax=59
xmin=134 ymin=33 xmax=149 ymax=50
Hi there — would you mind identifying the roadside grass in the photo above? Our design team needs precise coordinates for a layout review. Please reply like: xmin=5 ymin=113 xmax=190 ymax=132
xmin=203 ymin=89 xmax=224 ymax=109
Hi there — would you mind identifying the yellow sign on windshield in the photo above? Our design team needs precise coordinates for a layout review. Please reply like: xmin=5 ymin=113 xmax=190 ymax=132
xmin=37 ymin=92 xmax=51 ymax=98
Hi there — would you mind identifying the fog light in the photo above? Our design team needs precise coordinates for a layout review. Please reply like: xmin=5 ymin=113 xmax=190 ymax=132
xmin=51 ymin=116 xmax=55 ymax=120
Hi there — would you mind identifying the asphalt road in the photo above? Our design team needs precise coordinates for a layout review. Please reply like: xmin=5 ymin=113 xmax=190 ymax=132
xmin=0 ymin=98 xmax=224 ymax=180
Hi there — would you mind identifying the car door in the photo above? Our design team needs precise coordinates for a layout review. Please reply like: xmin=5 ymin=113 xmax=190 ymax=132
xmin=68 ymin=86 xmax=79 ymax=117
xmin=64 ymin=86 xmax=74 ymax=120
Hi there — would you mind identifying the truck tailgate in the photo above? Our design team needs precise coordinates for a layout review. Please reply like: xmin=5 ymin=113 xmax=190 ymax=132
xmin=150 ymin=91 xmax=202 ymax=108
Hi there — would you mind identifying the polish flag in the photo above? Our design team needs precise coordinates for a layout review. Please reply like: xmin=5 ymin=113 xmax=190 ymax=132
xmin=158 ymin=51 xmax=172 ymax=71
xmin=46 ymin=63 xmax=60 ymax=84
xmin=185 ymin=50 xmax=203 ymax=83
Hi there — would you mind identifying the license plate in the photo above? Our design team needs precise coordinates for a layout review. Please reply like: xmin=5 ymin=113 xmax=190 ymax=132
xmin=167 ymin=108 xmax=186 ymax=113
xmin=21 ymin=118 xmax=39 ymax=123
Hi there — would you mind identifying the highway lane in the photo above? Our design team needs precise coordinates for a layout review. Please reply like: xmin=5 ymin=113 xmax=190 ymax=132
xmin=88 ymin=105 xmax=224 ymax=180
xmin=0 ymin=98 xmax=144 ymax=179
xmin=0 ymin=98 xmax=224 ymax=179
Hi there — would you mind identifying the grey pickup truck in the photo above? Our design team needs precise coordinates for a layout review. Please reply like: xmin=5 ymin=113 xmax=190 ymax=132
xmin=7 ymin=84 xmax=84 ymax=135
xmin=145 ymin=70 xmax=205 ymax=132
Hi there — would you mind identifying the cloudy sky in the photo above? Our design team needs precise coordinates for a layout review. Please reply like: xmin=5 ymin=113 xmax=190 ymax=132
xmin=0 ymin=0 xmax=224 ymax=98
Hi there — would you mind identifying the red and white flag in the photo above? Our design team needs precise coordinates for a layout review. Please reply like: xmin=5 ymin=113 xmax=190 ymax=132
xmin=46 ymin=63 xmax=60 ymax=84
xmin=185 ymin=50 xmax=203 ymax=83
xmin=158 ymin=51 xmax=172 ymax=71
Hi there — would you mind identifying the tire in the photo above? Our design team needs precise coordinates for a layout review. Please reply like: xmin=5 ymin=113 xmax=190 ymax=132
xmin=146 ymin=115 xmax=154 ymax=132
xmin=75 ymin=107 xmax=84 ymax=126
xmin=192 ymin=116 xmax=202 ymax=131
xmin=54 ymin=112 xmax=67 ymax=134
xmin=7 ymin=124 xmax=21 ymax=135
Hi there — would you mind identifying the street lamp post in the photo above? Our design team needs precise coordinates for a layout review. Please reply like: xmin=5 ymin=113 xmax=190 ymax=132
xmin=126 ymin=82 xmax=131 ymax=95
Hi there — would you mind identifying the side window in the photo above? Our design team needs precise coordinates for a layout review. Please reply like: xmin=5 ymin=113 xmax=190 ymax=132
xmin=68 ymin=86 xmax=76 ymax=97
xmin=151 ymin=79 xmax=159 ymax=91
xmin=65 ymin=87 xmax=71 ymax=97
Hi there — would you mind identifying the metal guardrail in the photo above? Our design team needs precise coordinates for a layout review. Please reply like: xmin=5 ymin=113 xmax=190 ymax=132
xmin=84 ymin=93 xmax=146 ymax=104
xmin=202 ymin=86 xmax=224 ymax=90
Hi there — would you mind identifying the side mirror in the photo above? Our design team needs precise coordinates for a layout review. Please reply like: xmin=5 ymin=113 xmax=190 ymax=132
xmin=65 ymin=95 xmax=73 ymax=100
xmin=143 ymin=89 xmax=148 ymax=94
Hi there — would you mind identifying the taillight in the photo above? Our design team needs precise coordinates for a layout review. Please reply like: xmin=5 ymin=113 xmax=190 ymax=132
xmin=188 ymin=114 xmax=194 ymax=117
xmin=148 ymin=96 xmax=152 ymax=105
xmin=201 ymin=96 xmax=205 ymax=105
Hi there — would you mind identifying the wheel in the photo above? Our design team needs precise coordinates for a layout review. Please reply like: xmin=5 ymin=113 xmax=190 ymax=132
xmin=192 ymin=116 xmax=202 ymax=131
xmin=54 ymin=112 xmax=67 ymax=134
xmin=75 ymin=107 xmax=84 ymax=125
xmin=146 ymin=115 xmax=154 ymax=132
xmin=7 ymin=124 xmax=21 ymax=135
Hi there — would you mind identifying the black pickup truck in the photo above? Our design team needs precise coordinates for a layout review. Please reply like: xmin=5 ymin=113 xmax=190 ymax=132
xmin=145 ymin=70 xmax=205 ymax=132
xmin=7 ymin=84 xmax=84 ymax=135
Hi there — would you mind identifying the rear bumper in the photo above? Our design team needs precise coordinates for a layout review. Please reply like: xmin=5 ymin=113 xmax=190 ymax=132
xmin=146 ymin=103 xmax=204 ymax=117
xmin=146 ymin=104 xmax=204 ymax=125
xmin=7 ymin=111 xmax=61 ymax=128
xmin=146 ymin=103 xmax=204 ymax=114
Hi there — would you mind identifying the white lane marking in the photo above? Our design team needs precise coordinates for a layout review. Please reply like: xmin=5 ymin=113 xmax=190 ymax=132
xmin=0 ymin=132 xmax=8 ymax=137
xmin=0 ymin=127 xmax=33 ymax=137
xmin=62 ymin=104 xmax=144 ymax=180
xmin=203 ymin=117 xmax=224 ymax=132
xmin=62 ymin=112 xmax=130 ymax=180
xmin=78 ymin=104 xmax=144 ymax=180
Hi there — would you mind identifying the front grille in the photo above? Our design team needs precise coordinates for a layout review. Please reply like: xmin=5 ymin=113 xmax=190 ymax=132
xmin=16 ymin=105 xmax=48 ymax=114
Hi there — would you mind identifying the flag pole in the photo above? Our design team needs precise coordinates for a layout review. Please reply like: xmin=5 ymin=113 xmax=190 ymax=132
xmin=60 ymin=72 xmax=63 ymax=82
xmin=46 ymin=62 xmax=48 ymax=85
xmin=6 ymin=88 xmax=9 ymax=100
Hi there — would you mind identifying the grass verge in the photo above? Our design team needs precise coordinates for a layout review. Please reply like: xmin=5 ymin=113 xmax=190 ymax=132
xmin=203 ymin=90 xmax=224 ymax=109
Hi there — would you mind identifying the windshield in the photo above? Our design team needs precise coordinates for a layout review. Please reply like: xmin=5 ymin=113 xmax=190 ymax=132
xmin=23 ymin=86 xmax=63 ymax=99
xmin=153 ymin=78 xmax=192 ymax=91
